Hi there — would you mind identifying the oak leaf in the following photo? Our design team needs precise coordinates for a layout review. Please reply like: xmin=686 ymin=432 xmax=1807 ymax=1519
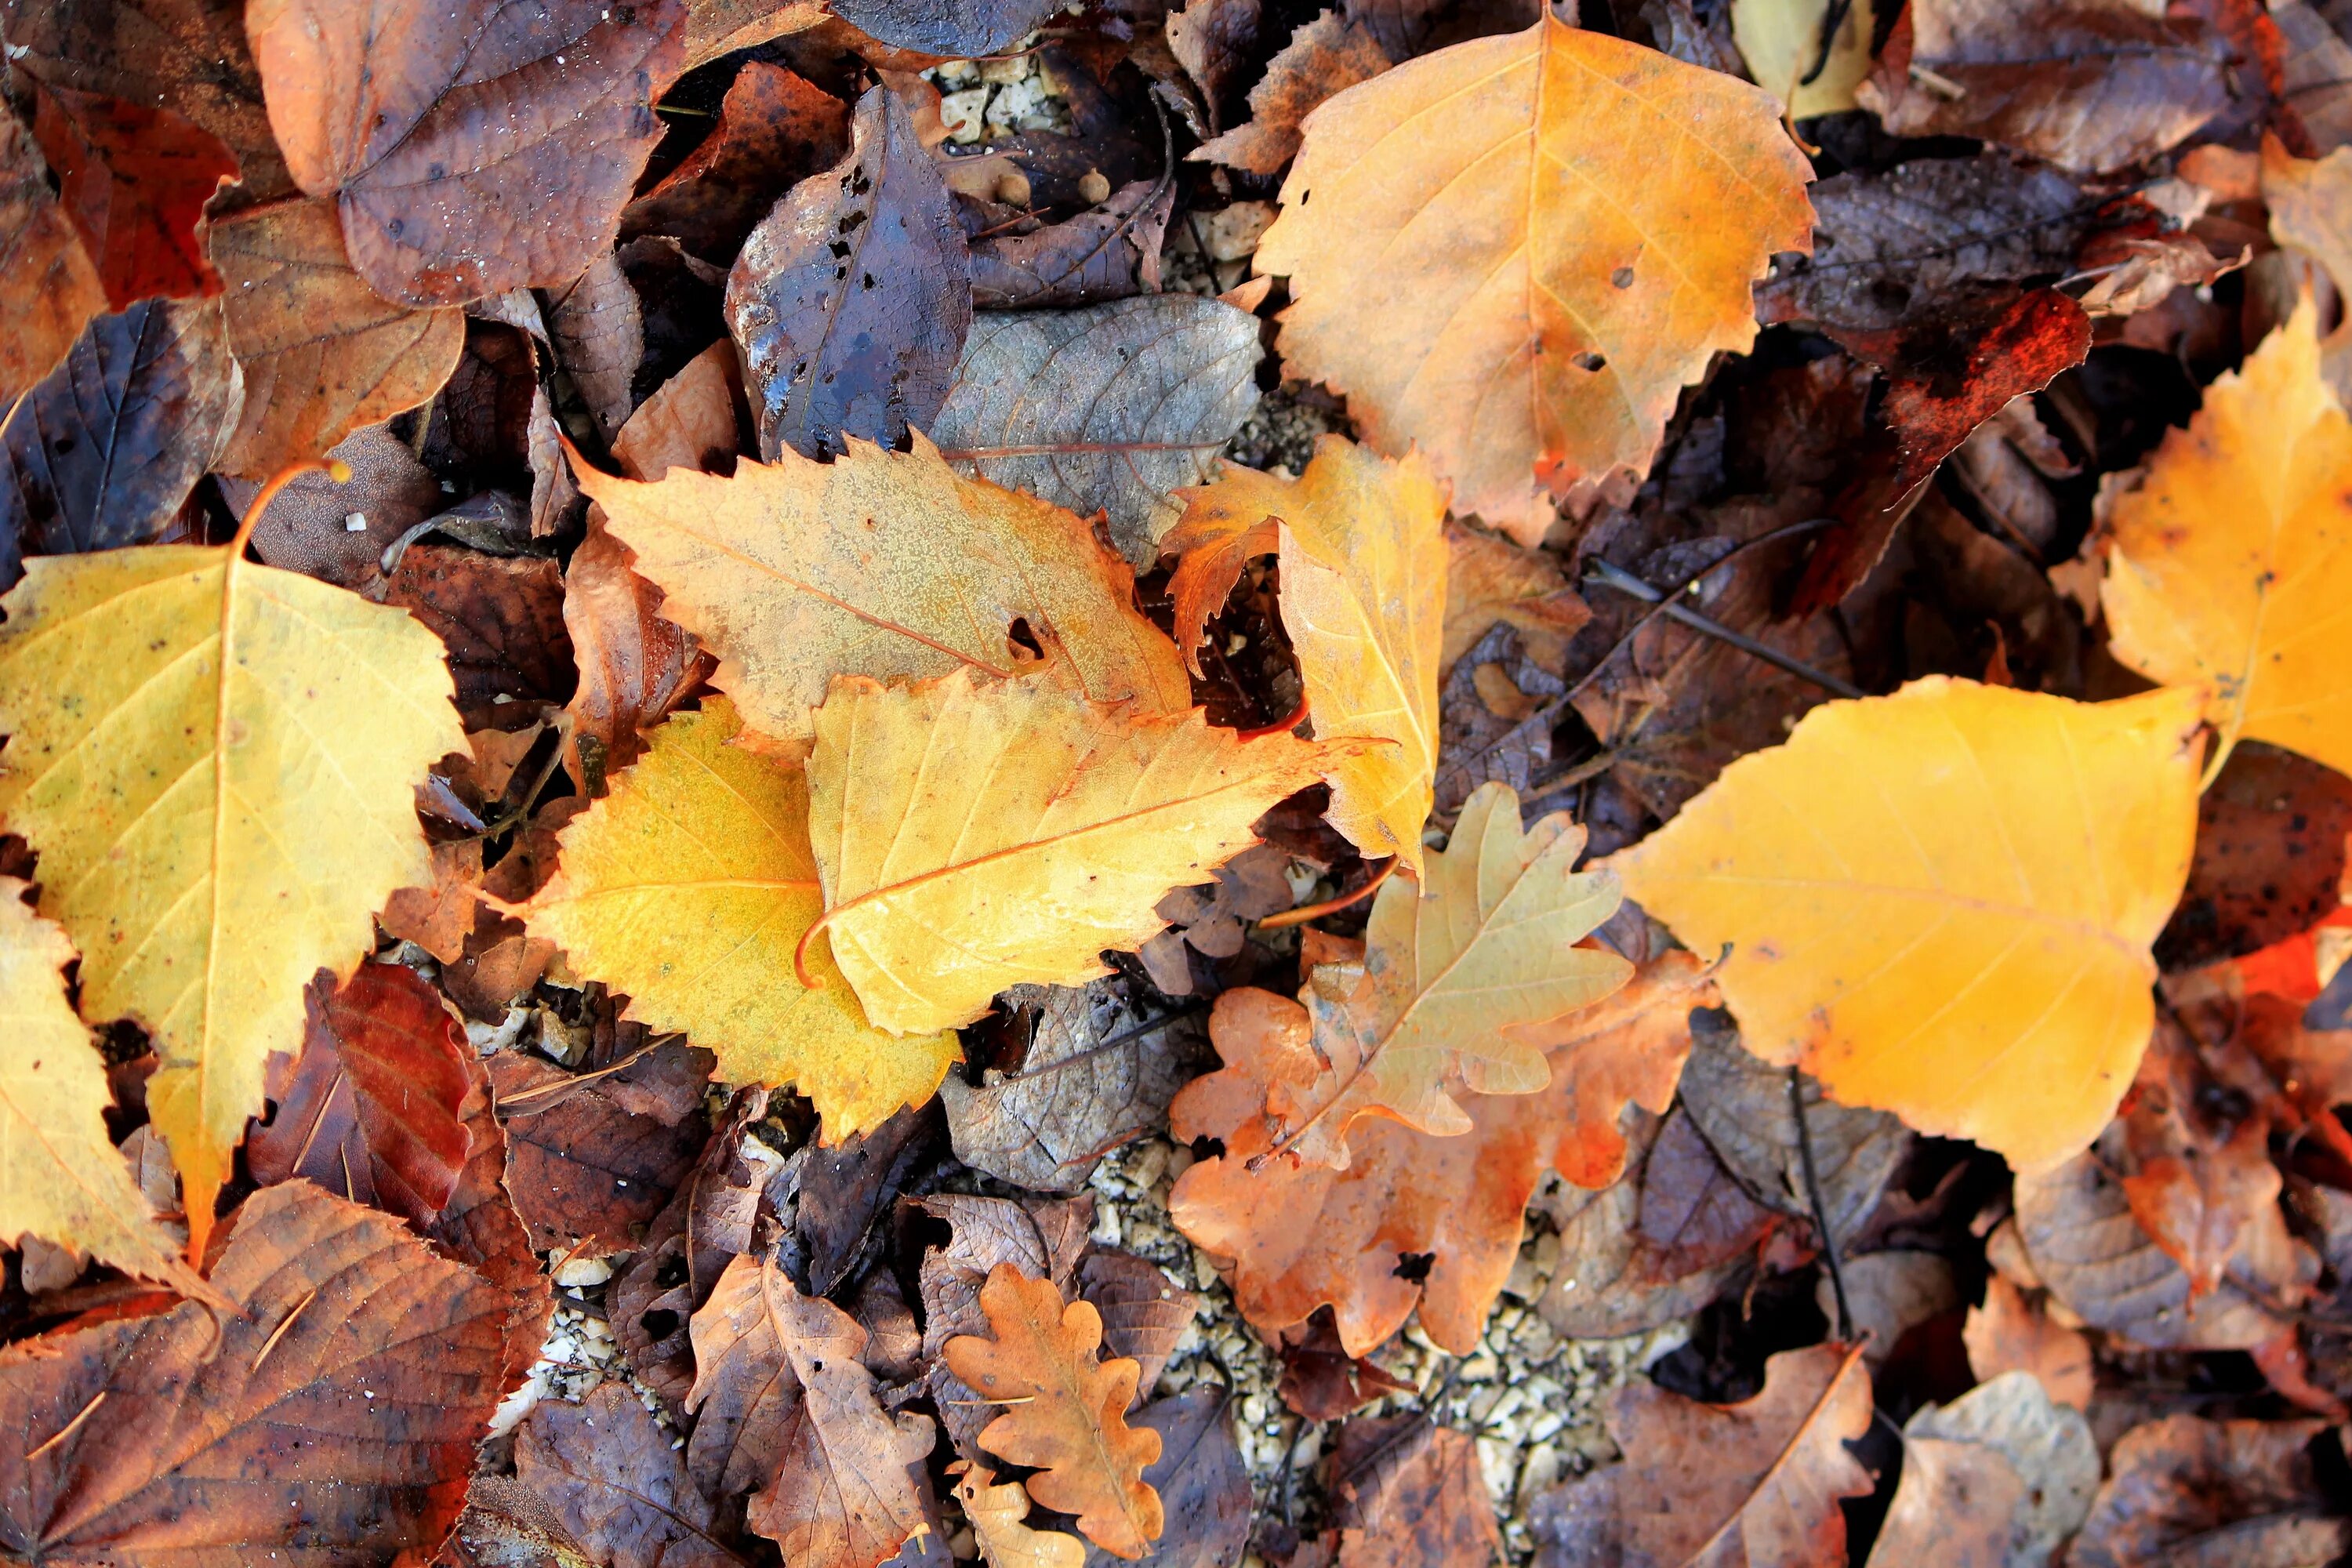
xmin=1253 ymin=13 xmax=1813 ymax=543
xmin=0 ymin=532 xmax=464 ymax=1255
xmin=523 ymin=699 xmax=959 ymax=1142
xmin=1169 ymin=438 xmax=1447 ymax=871
xmin=2103 ymin=299 xmax=2352 ymax=781
xmin=30 ymin=83 xmax=234 ymax=309
xmin=578 ymin=434 xmax=1189 ymax=750
xmin=956 ymin=1463 xmax=1087 ymax=1568
xmin=942 ymin=1262 xmax=1164 ymax=1559
xmin=0 ymin=880 xmax=204 ymax=1297
xmin=1614 ymin=678 xmax=2204 ymax=1174
xmin=804 ymin=668 xmax=1343 ymax=1035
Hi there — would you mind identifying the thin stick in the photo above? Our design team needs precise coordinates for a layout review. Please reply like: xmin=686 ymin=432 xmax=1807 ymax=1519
xmin=1584 ymin=559 xmax=1863 ymax=699
xmin=1259 ymin=857 xmax=1396 ymax=930
xmin=1789 ymin=1065 xmax=1855 ymax=1343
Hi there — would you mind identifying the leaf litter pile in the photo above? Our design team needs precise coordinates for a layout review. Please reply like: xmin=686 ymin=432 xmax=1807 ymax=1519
xmin=15 ymin=0 xmax=2352 ymax=1566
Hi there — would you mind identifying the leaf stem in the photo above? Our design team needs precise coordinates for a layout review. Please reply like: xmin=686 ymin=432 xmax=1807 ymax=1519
xmin=1788 ymin=1065 xmax=1855 ymax=1343
xmin=1258 ymin=856 xmax=1396 ymax=930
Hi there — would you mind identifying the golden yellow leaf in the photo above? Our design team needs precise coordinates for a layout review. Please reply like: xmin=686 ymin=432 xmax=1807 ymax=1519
xmin=1254 ymin=15 xmax=1814 ymax=544
xmin=1614 ymin=678 xmax=2204 ymax=1174
xmin=1733 ymin=0 xmax=1877 ymax=119
xmin=574 ymin=434 xmax=1190 ymax=751
xmin=0 ymin=541 xmax=463 ymax=1255
xmin=1257 ymin=782 xmax=1630 ymax=1166
xmin=2102 ymin=299 xmax=2352 ymax=780
xmin=1167 ymin=437 xmax=1446 ymax=872
xmin=803 ymin=668 xmax=1345 ymax=1035
xmin=0 ymin=883 xmax=209 ymax=1298
xmin=521 ymin=699 xmax=956 ymax=1142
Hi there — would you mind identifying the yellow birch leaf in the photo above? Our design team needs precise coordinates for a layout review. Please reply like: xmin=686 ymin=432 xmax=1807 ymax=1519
xmin=1253 ymin=15 xmax=1814 ymax=544
xmin=1614 ymin=678 xmax=2204 ymax=1174
xmin=803 ymin=668 xmax=1348 ymax=1036
xmin=0 ymin=883 xmax=209 ymax=1298
xmin=520 ymin=699 xmax=956 ymax=1142
xmin=2102 ymin=299 xmax=2352 ymax=780
xmin=0 ymin=543 xmax=463 ymax=1257
xmin=574 ymin=434 xmax=1191 ymax=751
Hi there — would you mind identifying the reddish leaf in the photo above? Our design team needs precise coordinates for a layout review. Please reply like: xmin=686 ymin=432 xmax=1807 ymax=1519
xmin=30 ymin=83 xmax=234 ymax=308
xmin=623 ymin=61 xmax=851 ymax=263
xmin=423 ymin=1049 xmax=556 ymax=1398
xmin=1327 ymin=1417 xmax=1501 ymax=1568
xmin=488 ymin=1047 xmax=709 ymax=1254
xmin=386 ymin=544 xmax=578 ymax=711
xmin=1277 ymin=1312 xmax=1416 ymax=1421
xmin=516 ymin=1382 xmax=747 ymax=1568
xmin=561 ymin=512 xmax=710 ymax=794
xmin=2069 ymin=1416 xmax=2346 ymax=1568
xmin=0 ymin=114 xmax=107 ymax=412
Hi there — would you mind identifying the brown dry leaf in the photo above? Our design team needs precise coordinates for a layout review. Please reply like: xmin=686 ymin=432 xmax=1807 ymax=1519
xmin=546 ymin=253 xmax=644 ymax=447
xmin=624 ymin=61 xmax=850 ymax=263
xmin=561 ymin=512 xmax=708 ymax=794
xmin=1327 ymin=1417 xmax=1502 ymax=1568
xmin=1963 ymin=1276 xmax=2094 ymax=1410
xmin=578 ymin=434 xmax=1188 ymax=752
xmin=2119 ymin=1020 xmax=2292 ymax=1299
xmin=805 ymin=668 xmax=1340 ymax=1035
xmin=30 ymin=82 xmax=233 ymax=310
xmin=957 ymin=1462 xmax=1087 ymax=1568
xmin=2159 ymin=741 xmax=2352 ymax=969
xmin=1194 ymin=12 xmax=1392 ymax=175
xmin=384 ymin=544 xmax=575 ymax=710
xmin=970 ymin=179 xmax=1175 ymax=311
xmin=1862 ymin=1434 xmax=2024 ymax=1568
xmin=424 ymin=1047 xmax=555 ymax=1397
xmin=1904 ymin=1372 xmax=2101 ymax=1566
xmin=1169 ymin=949 xmax=1715 ymax=1356
xmin=487 ymin=1047 xmax=709 ymax=1254
xmin=0 ymin=113 xmax=107 ymax=412
xmin=247 ymin=961 xmax=472 ymax=1224
xmin=516 ymin=1382 xmax=746 ymax=1568
xmin=1255 ymin=13 xmax=1813 ymax=543
xmin=1076 ymin=1252 xmax=1200 ymax=1403
xmin=942 ymin=1262 xmax=1164 ymax=1560
xmin=685 ymin=1253 xmax=937 ymax=1566
xmin=247 ymin=0 xmax=686 ymax=306
xmin=1441 ymin=520 xmax=1588 ymax=676
xmin=613 ymin=340 xmax=748 ymax=483
xmin=2068 ymin=1416 xmax=2347 ymax=1568
xmin=917 ymin=1193 xmax=1094 ymax=1457
xmin=0 ymin=1181 xmax=507 ymax=1563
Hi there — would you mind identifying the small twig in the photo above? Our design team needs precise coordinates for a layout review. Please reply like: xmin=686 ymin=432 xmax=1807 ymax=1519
xmin=1790 ymin=1065 xmax=1855 ymax=1343
xmin=1259 ymin=857 xmax=1396 ymax=931
xmin=496 ymin=1036 xmax=676 ymax=1111
xmin=1584 ymin=559 xmax=1864 ymax=699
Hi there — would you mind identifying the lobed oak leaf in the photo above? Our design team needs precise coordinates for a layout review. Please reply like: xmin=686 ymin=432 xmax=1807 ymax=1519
xmin=803 ymin=667 xmax=1344 ymax=1036
xmin=0 ymin=529 xmax=465 ymax=1258
xmin=1613 ymin=678 xmax=2204 ymax=1174
xmin=0 ymin=1181 xmax=508 ymax=1563
xmin=1252 ymin=13 xmax=1814 ymax=544
xmin=2103 ymin=299 xmax=2352 ymax=782
xmin=523 ymin=699 xmax=959 ymax=1145
xmin=246 ymin=0 xmax=686 ymax=307
xmin=917 ymin=1192 xmax=1093 ymax=1457
xmin=0 ymin=880 xmax=206 ymax=1298
xmin=1169 ymin=437 xmax=1447 ymax=872
xmin=0 ymin=113 xmax=108 ymax=413
xmin=576 ymin=434 xmax=1189 ymax=751
xmin=955 ymin=1463 xmax=1086 ymax=1568
xmin=942 ymin=1262 xmax=1164 ymax=1559
xmin=29 ymin=82 xmax=234 ymax=310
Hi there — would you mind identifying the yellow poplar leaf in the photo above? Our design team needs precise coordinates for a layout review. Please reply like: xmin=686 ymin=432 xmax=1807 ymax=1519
xmin=804 ymin=668 xmax=1347 ymax=1036
xmin=0 ymin=883 xmax=209 ymax=1298
xmin=2102 ymin=299 xmax=2352 ymax=780
xmin=1733 ymin=0 xmax=1877 ymax=119
xmin=575 ymin=433 xmax=1191 ymax=750
xmin=521 ymin=699 xmax=956 ymax=1142
xmin=1262 ymin=782 xmax=1631 ymax=1167
xmin=0 ymin=544 xmax=461 ymax=1256
xmin=1167 ymin=437 xmax=1446 ymax=872
xmin=1254 ymin=14 xmax=1815 ymax=544
xmin=1615 ymin=678 xmax=2204 ymax=1174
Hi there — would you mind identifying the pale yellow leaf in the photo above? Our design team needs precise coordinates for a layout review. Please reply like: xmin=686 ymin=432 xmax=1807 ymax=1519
xmin=956 ymin=1463 xmax=1087 ymax=1568
xmin=1733 ymin=0 xmax=1877 ymax=119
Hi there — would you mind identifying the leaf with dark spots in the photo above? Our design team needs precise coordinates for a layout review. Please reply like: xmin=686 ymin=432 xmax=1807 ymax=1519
xmin=246 ymin=0 xmax=687 ymax=306
xmin=1081 ymin=1389 xmax=1252 ymax=1568
xmin=797 ymin=1101 xmax=942 ymax=1298
xmin=728 ymin=84 xmax=971 ymax=463
xmin=826 ymin=0 xmax=1065 ymax=53
xmin=488 ymin=1048 xmax=709 ymax=1255
xmin=225 ymin=421 xmax=444 ymax=593
xmin=971 ymin=179 xmax=1176 ymax=310
xmin=248 ymin=962 xmax=472 ymax=1224
xmin=623 ymin=61 xmax=851 ymax=264
xmin=516 ymin=1382 xmax=749 ymax=1568
xmin=0 ymin=114 xmax=108 ymax=414
xmin=930 ymin=295 xmax=1263 ymax=561
xmin=423 ymin=1047 xmax=555 ymax=1397
xmin=561 ymin=512 xmax=711 ymax=796
xmin=386 ymin=543 xmax=578 ymax=710
xmin=0 ymin=294 xmax=241 ymax=590
xmin=1077 ymin=1251 xmax=1200 ymax=1403
xmin=0 ymin=1181 xmax=507 ymax=1564
xmin=2069 ymin=1415 xmax=2346 ymax=1568
xmin=2159 ymin=741 xmax=2352 ymax=968
xmin=30 ymin=83 xmax=234 ymax=308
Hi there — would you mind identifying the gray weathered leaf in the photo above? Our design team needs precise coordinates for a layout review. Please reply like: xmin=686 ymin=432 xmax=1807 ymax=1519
xmin=1082 ymin=1388 xmax=1251 ymax=1568
xmin=515 ymin=1383 xmax=744 ymax=1568
xmin=826 ymin=0 xmax=1064 ymax=53
xmin=548 ymin=252 xmax=645 ymax=445
xmin=1906 ymin=1371 xmax=2100 ymax=1568
xmin=1434 ymin=622 xmax=1563 ymax=821
xmin=971 ymin=179 xmax=1174 ymax=310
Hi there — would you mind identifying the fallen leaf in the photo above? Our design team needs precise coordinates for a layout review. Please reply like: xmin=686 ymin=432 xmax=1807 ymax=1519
xmin=1734 ymin=0 xmax=1875 ymax=116
xmin=626 ymin=61 xmax=850 ymax=264
xmin=1277 ymin=1312 xmax=1417 ymax=1421
xmin=247 ymin=0 xmax=686 ymax=306
xmin=0 ymin=112 xmax=108 ymax=412
xmin=560 ymin=512 xmax=708 ymax=793
xmin=229 ymin=421 xmax=445 ymax=591
xmin=1167 ymin=0 xmax=1265 ymax=129
xmin=2067 ymin=1416 xmax=2347 ymax=1568
xmin=1138 ymin=847 xmax=1295 ymax=995
xmin=685 ymin=1253 xmax=937 ymax=1565
xmin=579 ymin=434 xmax=1189 ymax=751
xmin=424 ymin=1047 xmax=555 ymax=1397
xmin=1076 ymin=1251 xmax=1200 ymax=1402
xmin=1254 ymin=13 xmax=1813 ymax=542
xmin=971 ymin=179 xmax=1175 ymax=310
xmin=31 ymin=83 xmax=231 ymax=312
xmin=1906 ymin=1371 xmax=2101 ymax=1566
xmin=1830 ymin=1251 xmax=1958 ymax=1370
xmin=614 ymin=340 xmax=749 ymax=482
xmin=1613 ymin=678 xmax=2204 ymax=1174
xmin=386 ymin=545 xmax=574 ymax=710
xmin=247 ymin=961 xmax=471 ymax=1224
xmin=1194 ymin=12 xmax=1392 ymax=174
xmin=1862 ymin=1432 xmax=2023 ymax=1568
xmin=957 ymin=1462 xmax=1087 ymax=1568
xmin=2161 ymin=742 xmax=2352 ymax=970
xmin=804 ymin=667 xmax=1340 ymax=1035
xmin=2120 ymin=1019 xmax=2292 ymax=1298
xmin=943 ymin=1262 xmax=1164 ymax=1559
xmin=729 ymin=85 xmax=969 ymax=463
xmin=1441 ymin=520 xmax=1588 ymax=676
xmin=1327 ymin=1417 xmax=1501 ymax=1568
xmin=798 ymin=1102 xmax=938 ymax=1297
xmin=1857 ymin=0 xmax=2238 ymax=175
xmin=448 ymin=1474 xmax=597 ymax=1568
xmin=930 ymin=295 xmax=1264 ymax=561
xmin=1432 ymin=624 xmax=1563 ymax=822
xmin=0 ymin=1181 xmax=506 ymax=1562
xmin=920 ymin=1194 xmax=1094 ymax=1459
xmin=831 ymin=0 xmax=1064 ymax=53
xmin=0 ymin=512 xmax=464 ymax=1254
xmin=0 ymin=880 xmax=202 ymax=1296
xmin=516 ymin=1382 xmax=746 ymax=1568
xmin=0 ymin=295 xmax=242 ymax=589
xmin=1962 ymin=1276 xmax=2095 ymax=1410
xmin=488 ymin=1048 xmax=708 ymax=1254
xmin=546 ymin=253 xmax=644 ymax=448
xmin=683 ymin=0 xmax=828 ymax=67
xmin=2104 ymin=299 xmax=2352 ymax=781
xmin=524 ymin=699 xmax=959 ymax=1140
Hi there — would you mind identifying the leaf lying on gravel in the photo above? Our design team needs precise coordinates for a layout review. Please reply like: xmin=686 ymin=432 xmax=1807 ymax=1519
xmin=920 ymin=1194 xmax=1094 ymax=1459
xmin=516 ymin=1382 xmax=747 ymax=1568
xmin=0 ymin=1181 xmax=506 ymax=1563
xmin=487 ymin=1047 xmax=709 ymax=1255
xmin=1327 ymin=1416 xmax=1501 ymax=1568
xmin=956 ymin=1463 xmax=1085 ymax=1568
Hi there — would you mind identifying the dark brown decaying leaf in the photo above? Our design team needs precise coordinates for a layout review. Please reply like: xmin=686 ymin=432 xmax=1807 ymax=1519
xmin=1278 ymin=1312 xmax=1417 ymax=1421
xmin=1327 ymin=1416 xmax=1501 ymax=1568
xmin=829 ymin=0 xmax=1064 ymax=53
xmin=424 ymin=1047 xmax=556 ymax=1396
xmin=1433 ymin=623 xmax=1565 ymax=820
xmin=1077 ymin=1251 xmax=1200 ymax=1403
xmin=2067 ymin=1416 xmax=2347 ymax=1568
xmin=1168 ymin=0 xmax=1264 ymax=131
xmin=971 ymin=180 xmax=1176 ymax=310
xmin=0 ymin=1181 xmax=506 ymax=1563
xmin=447 ymin=1474 xmax=597 ymax=1568
xmin=31 ymin=82 xmax=233 ymax=309
xmin=562 ymin=511 xmax=710 ymax=794
xmin=0 ymin=113 xmax=108 ymax=413
xmin=0 ymin=294 xmax=241 ymax=590
xmin=549 ymin=253 xmax=646 ymax=447
xmin=2158 ymin=741 xmax=2352 ymax=967
xmin=1193 ymin=10 xmax=1392 ymax=174
xmin=622 ymin=60 xmax=851 ymax=264
xmin=246 ymin=0 xmax=687 ymax=306
xmin=225 ymin=421 xmax=443 ymax=592
xmin=516 ymin=1382 xmax=748 ymax=1568
xmin=381 ymin=837 xmax=485 ymax=964
xmin=930 ymin=295 xmax=1264 ymax=561
xmin=386 ymin=544 xmax=576 ymax=710
xmin=797 ymin=1103 xmax=939 ymax=1299
xmin=1081 ymin=1389 xmax=1251 ymax=1568
xmin=248 ymin=961 xmax=473 ymax=1223
xmin=728 ymin=85 xmax=971 ymax=463
xmin=488 ymin=1047 xmax=710 ymax=1255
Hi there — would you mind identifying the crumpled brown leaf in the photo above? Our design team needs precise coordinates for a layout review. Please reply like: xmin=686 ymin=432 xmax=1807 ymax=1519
xmin=2068 ymin=1416 xmax=2347 ymax=1568
xmin=971 ymin=179 xmax=1176 ymax=310
xmin=424 ymin=1047 xmax=556 ymax=1398
xmin=561 ymin=512 xmax=710 ymax=795
xmin=385 ymin=544 xmax=575 ymax=712
xmin=1193 ymin=10 xmax=1392 ymax=174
